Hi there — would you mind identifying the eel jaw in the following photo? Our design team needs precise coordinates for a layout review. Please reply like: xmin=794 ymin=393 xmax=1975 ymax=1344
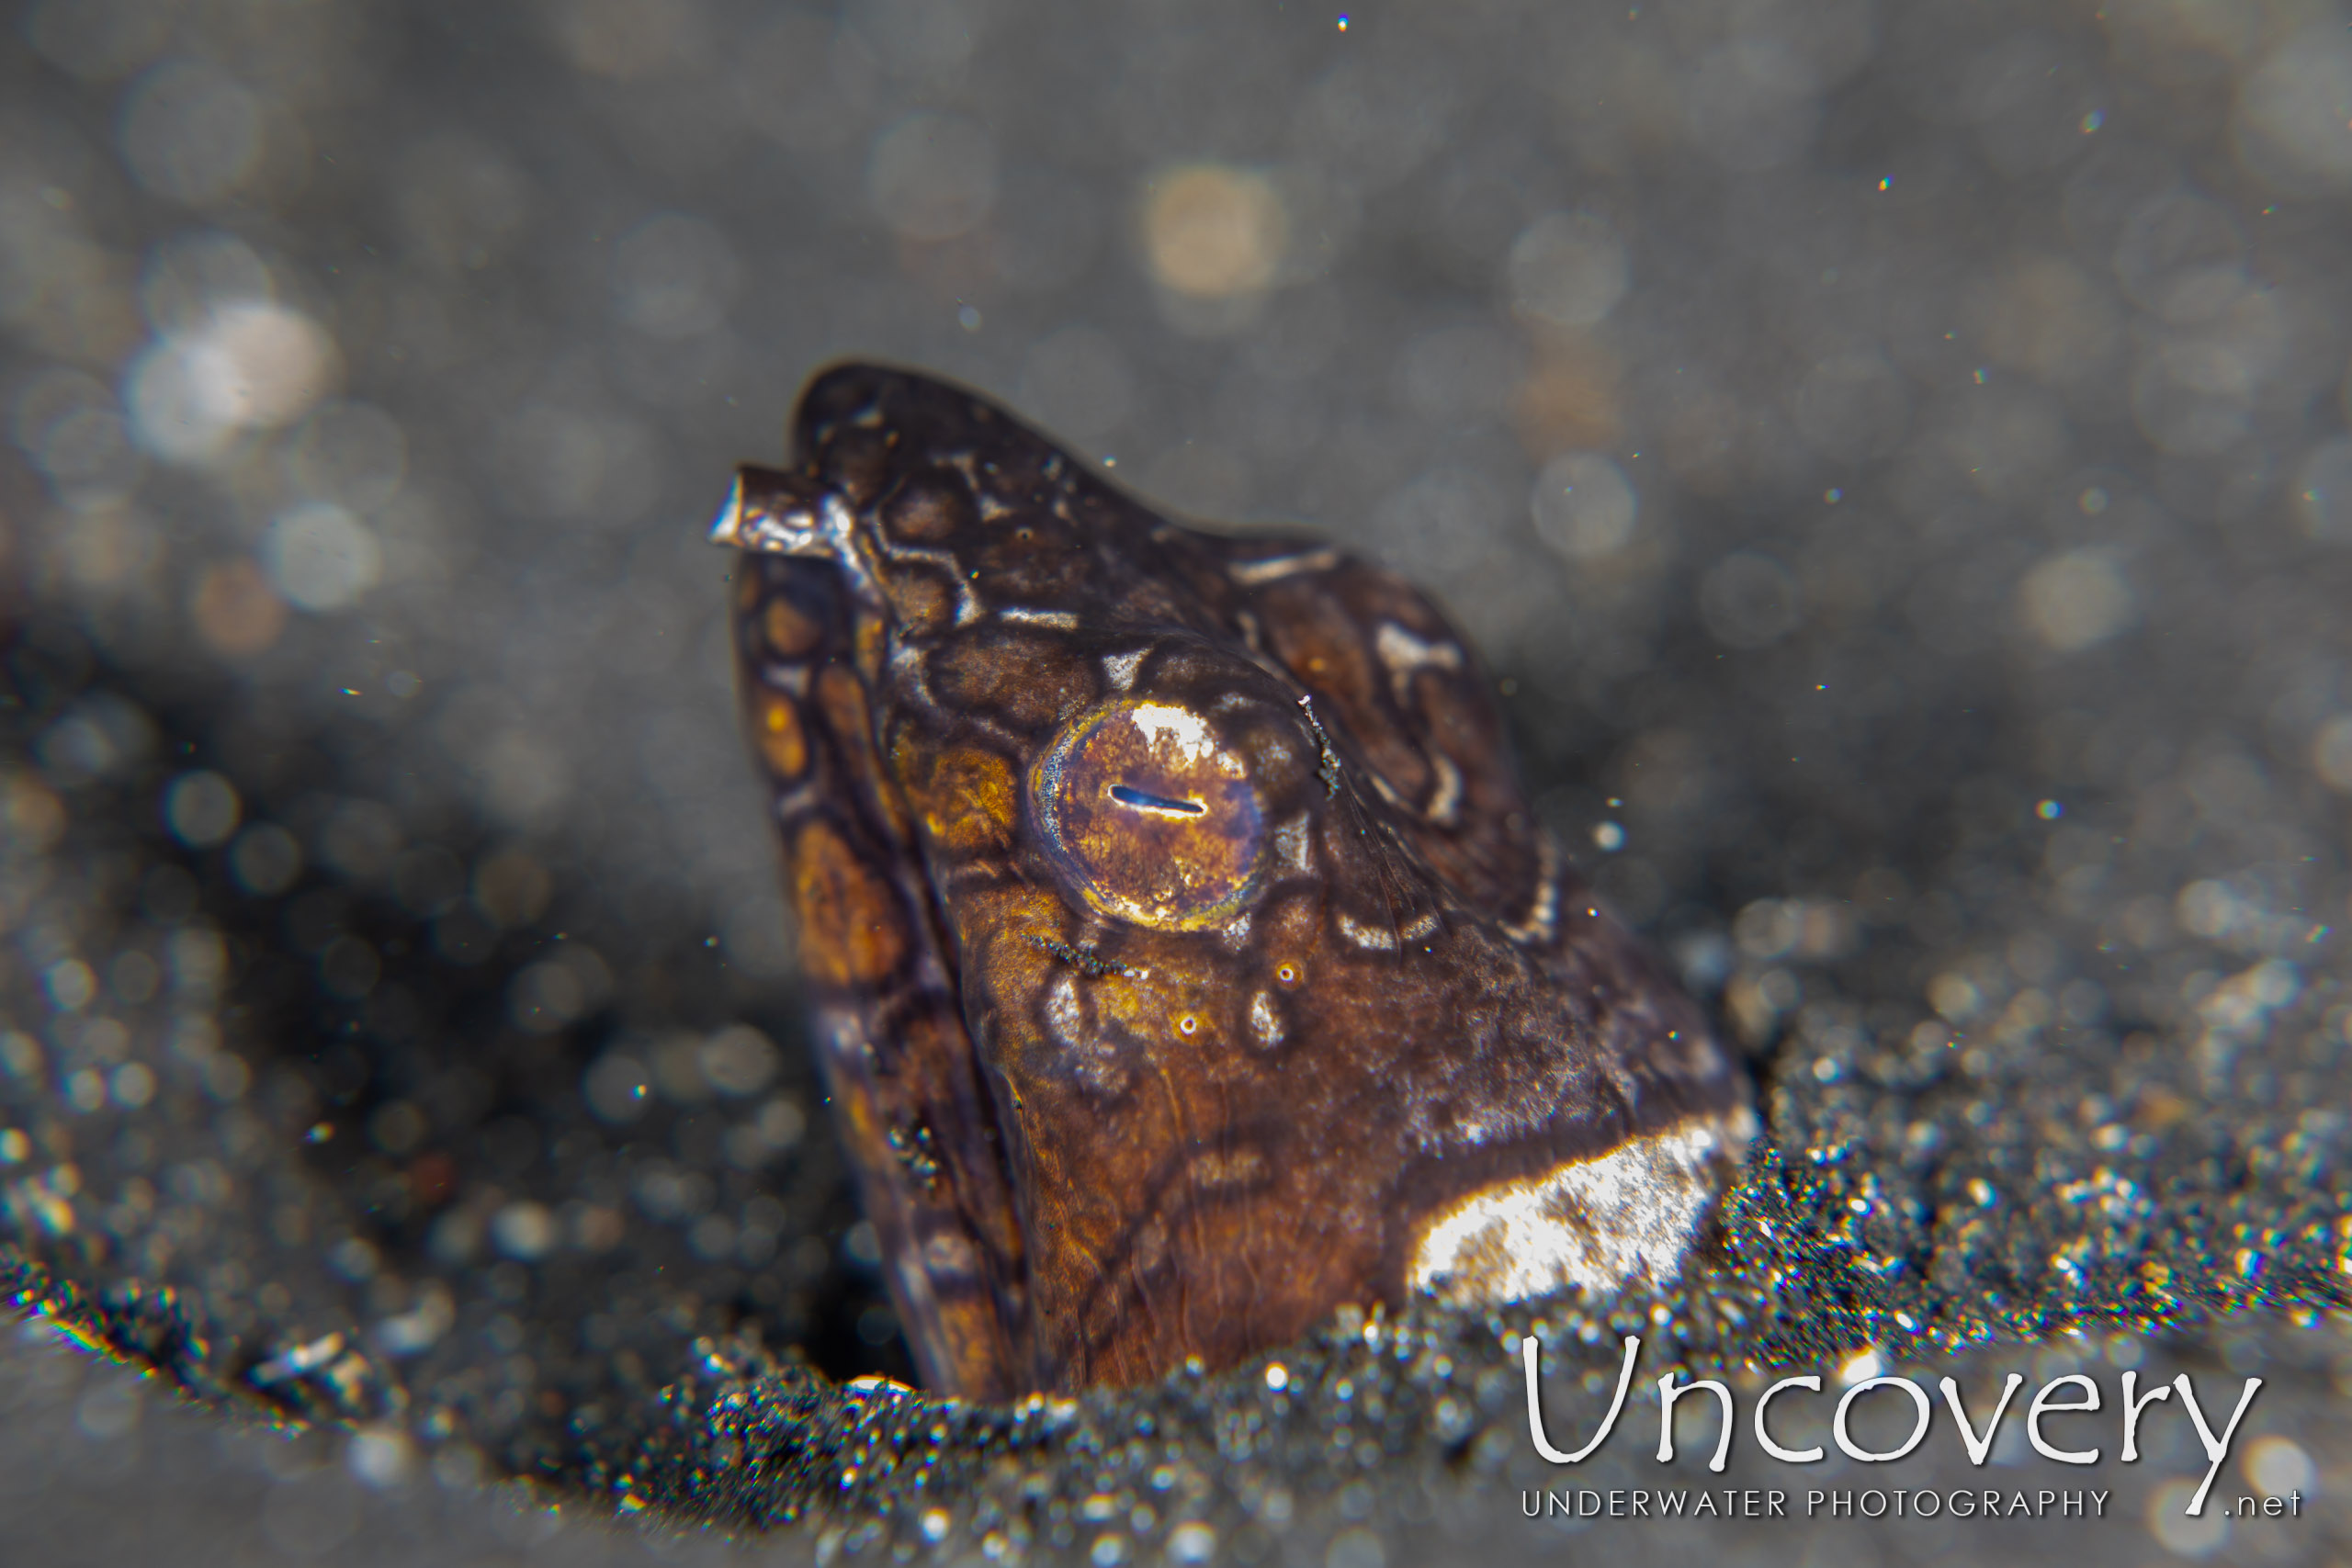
xmin=710 ymin=464 xmax=856 ymax=560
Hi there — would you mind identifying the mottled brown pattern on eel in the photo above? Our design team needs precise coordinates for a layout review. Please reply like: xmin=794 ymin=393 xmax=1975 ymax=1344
xmin=716 ymin=364 xmax=1750 ymax=1396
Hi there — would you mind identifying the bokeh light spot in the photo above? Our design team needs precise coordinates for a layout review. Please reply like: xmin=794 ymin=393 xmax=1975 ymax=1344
xmin=2234 ymin=29 xmax=2352 ymax=194
xmin=611 ymin=213 xmax=741 ymax=338
xmin=2019 ymin=548 xmax=2134 ymax=653
xmin=118 ymin=60 xmax=265 ymax=205
xmin=2145 ymin=1480 xmax=2228 ymax=1556
xmin=164 ymin=771 xmax=241 ymax=848
xmin=2310 ymin=716 xmax=2352 ymax=793
xmin=190 ymin=558 xmax=290 ymax=659
xmin=1141 ymin=164 xmax=1286 ymax=300
xmin=24 ymin=0 xmax=176 ymax=83
xmin=867 ymin=111 xmax=998 ymax=243
xmin=1530 ymin=452 xmax=1638 ymax=561
xmin=1699 ymin=551 xmax=1803 ymax=649
xmin=264 ymin=502 xmax=382 ymax=613
xmin=2293 ymin=437 xmax=2352 ymax=541
xmin=126 ymin=299 xmax=338 ymax=463
xmin=1506 ymin=211 xmax=1628 ymax=329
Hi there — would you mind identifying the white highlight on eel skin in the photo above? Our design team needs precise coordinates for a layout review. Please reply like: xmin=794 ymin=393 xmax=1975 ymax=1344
xmin=1409 ymin=1108 xmax=1756 ymax=1305
xmin=1127 ymin=702 xmax=1217 ymax=765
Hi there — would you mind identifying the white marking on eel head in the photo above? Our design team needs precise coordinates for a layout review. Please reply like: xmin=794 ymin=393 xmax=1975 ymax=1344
xmin=1234 ymin=608 xmax=1265 ymax=654
xmin=1373 ymin=620 xmax=1464 ymax=706
xmin=709 ymin=478 xmax=857 ymax=567
xmin=1043 ymin=972 xmax=1085 ymax=1049
xmin=1128 ymin=702 xmax=1216 ymax=765
xmin=1227 ymin=547 xmax=1342 ymax=587
xmin=860 ymin=521 xmax=978 ymax=625
xmin=1409 ymin=1111 xmax=1753 ymax=1306
xmin=1424 ymin=752 xmax=1462 ymax=827
xmin=1271 ymin=814 xmax=1312 ymax=874
xmin=1249 ymin=990 xmax=1284 ymax=1050
xmin=1500 ymin=834 xmax=1561 ymax=945
xmin=1102 ymin=649 xmax=1147 ymax=691
xmin=1002 ymin=606 xmax=1080 ymax=630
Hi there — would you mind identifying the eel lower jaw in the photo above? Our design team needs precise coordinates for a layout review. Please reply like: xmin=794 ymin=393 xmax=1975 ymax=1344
xmin=1408 ymin=1104 xmax=1758 ymax=1308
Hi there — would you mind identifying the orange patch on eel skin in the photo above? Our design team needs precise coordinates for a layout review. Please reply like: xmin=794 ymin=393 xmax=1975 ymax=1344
xmin=789 ymin=818 xmax=908 ymax=987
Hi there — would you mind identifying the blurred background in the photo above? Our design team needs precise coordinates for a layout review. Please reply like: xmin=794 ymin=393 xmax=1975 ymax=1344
xmin=5 ymin=0 xmax=2352 ymax=1562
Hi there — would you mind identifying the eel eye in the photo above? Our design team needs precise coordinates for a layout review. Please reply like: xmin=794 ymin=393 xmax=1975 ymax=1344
xmin=1030 ymin=698 xmax=1266 ymax=931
